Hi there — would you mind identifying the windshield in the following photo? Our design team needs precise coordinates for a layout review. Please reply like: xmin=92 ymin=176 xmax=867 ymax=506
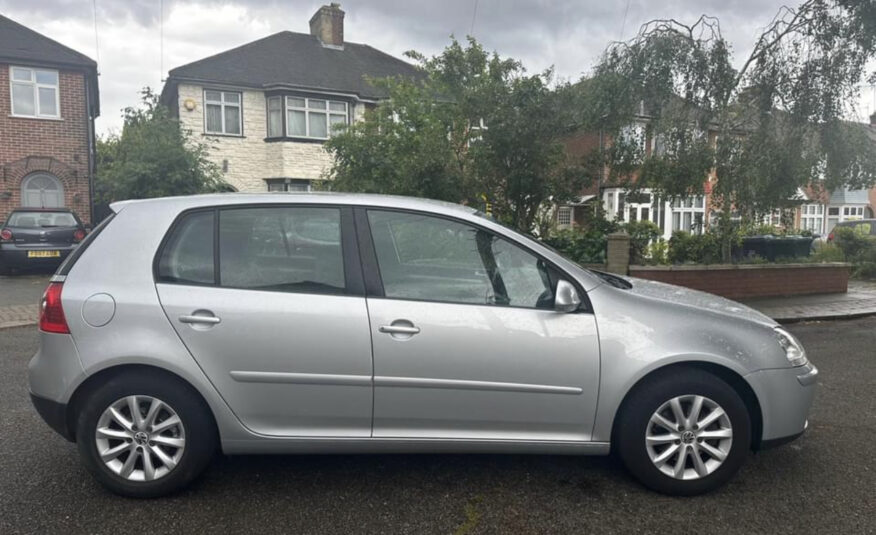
xmin=6 ymin=211 xmax=78 ymax=228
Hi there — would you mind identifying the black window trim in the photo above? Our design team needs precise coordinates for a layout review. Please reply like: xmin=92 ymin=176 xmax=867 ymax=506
xmin=152 ymin=203 xmax=364 ymax=297
xmin=353 ymin=206 xmax=593 ymax=313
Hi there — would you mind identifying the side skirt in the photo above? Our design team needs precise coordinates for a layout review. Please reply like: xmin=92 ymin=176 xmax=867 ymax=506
xmin=221 ymin=437 xmax=611 ymax=456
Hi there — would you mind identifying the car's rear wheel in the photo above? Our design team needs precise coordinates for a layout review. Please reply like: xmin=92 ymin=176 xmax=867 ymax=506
xmin=76 ymin=372 xmax=216 ymax=498
xmin=617 ymin=368 xmax=751 ymax=496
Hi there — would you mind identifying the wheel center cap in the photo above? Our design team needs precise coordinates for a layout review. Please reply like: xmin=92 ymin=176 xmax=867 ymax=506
xmin=681 ymin=430 xmax=696 ymax=444
xmin=133 ymin=431 xmax=149 ymax=445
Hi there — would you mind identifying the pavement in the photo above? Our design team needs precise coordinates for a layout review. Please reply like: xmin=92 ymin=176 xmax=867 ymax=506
xmin=741 ymin=279 xmax=876 ymax=323
xmin=4 ymin=273 xmax=875 ymax=328
xmin=1 ymin=318 xmax=874 ymax=534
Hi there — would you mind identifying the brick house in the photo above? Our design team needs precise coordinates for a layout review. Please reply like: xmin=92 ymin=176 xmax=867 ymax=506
xmin=159 ymin=3 xmax=420 ymax=193
xmin=0 ymin=15 xmax=99 ymax=225
xmin=560 ymin=113 xmax=713 ymax=240
xmin=559 ymin=112 xmax=876 ymax=239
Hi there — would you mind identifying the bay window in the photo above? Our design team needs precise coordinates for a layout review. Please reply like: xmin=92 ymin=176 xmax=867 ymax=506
xmin=285 ymin=97 xmax=348 ymax=139
xmin=205 ymin=90 xmax=241 ymax=135
xmin=10 ymin=66 xmax=59 ymax=118
xmin=800 ymin=204 xmax=824 ymax=234
xmin=671 ymin=196 xmax=705 ymax=234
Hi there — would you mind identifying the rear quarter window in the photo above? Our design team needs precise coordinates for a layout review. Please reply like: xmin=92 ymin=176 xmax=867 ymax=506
xmin=156 ymin=211 xmax=215 ymax=285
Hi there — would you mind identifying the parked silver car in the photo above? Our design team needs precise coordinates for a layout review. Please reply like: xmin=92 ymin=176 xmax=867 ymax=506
xmin=28 ymin=194 xmax=817 ymax=497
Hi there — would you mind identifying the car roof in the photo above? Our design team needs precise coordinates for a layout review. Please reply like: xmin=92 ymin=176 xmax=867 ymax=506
xmin=110 ymin=192 xmax=479 ymax=217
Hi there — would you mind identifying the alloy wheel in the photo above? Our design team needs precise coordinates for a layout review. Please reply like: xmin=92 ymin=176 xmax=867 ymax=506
xmin=645 ymin=394 xmax=733 ymax=480
xmin=94 ymin=395 xmax=186 ymax=482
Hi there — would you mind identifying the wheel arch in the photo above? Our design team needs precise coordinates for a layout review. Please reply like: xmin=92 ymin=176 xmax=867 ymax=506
xmin=65 ymin=364 xmax=219 ymax=443
xmin=610 ymin=361 xmax=764 ymax=451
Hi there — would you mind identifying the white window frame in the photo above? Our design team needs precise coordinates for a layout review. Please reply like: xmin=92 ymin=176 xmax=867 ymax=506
xmin=285 ymin=96 xmax=348 ymax=140
xmin=9 ymin=66 xmax=60 ymax=119
xmin=841 ymin=205 xmax=864 ymax=221
xmin=670 ymin=196 xmax=706 ymax=234
xmin=800 ymin=204 xmax=824 ymax=234
xmin=204 ymin=90 xmax=242 ymax=136
xmin=557 ymin=206 xmax=572 ymax=227
xmin=266 ymin=178 xmax=312 ymax=192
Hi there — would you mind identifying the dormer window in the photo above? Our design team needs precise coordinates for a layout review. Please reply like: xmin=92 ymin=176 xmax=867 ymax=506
xmin=10 ymin=66 xmax=59 ymax=119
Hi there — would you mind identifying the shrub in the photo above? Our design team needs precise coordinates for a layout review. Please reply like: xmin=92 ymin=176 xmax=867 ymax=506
xmin=810 ymin=242 xmax=845 ymax=263
xmin=668 ymin=231 xmax=723 ymax=264
xmin=621 ymin=220 xmax=661 ymax=264
xmin=833 ymin=227 xmax=876 ymax=279
xmin=646 ymin=239 xmax=669 ymax=265
xmin=543 ymin=228 xmax=610 ymax=264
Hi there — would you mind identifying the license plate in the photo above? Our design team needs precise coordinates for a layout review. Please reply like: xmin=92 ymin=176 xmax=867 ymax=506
xmin=28 ymin=250 xmax=60 ymax=258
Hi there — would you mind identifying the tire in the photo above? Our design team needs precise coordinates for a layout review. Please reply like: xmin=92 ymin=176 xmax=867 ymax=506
xmin=75 ymin=371 xmax=217 ymax=498
xmin=616 ymin=368 xmax=751 ymax=496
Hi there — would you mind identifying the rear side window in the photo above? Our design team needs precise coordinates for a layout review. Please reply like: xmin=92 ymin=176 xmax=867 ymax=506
xmin=218 ymin=207 xmax=345 ymax=293
xmin=157 ymin=211 xmax=215 ymax=285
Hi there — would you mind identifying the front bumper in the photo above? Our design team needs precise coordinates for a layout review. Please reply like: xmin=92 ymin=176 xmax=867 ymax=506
xmin=746 ymin=362 xmax=818 ymax=448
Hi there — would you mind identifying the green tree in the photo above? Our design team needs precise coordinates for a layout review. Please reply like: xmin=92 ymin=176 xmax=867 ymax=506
xmin=95 ymin=88 xmax=226 ymax=205
xmin=325 ymin=38 xmax=585 ymax=232
xmin=582 ymin=0 xmax=876 ymax=225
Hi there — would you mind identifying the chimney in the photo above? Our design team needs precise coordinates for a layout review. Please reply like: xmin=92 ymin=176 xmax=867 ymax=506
xmin=310 ymin=3 xmax=345 ymax=48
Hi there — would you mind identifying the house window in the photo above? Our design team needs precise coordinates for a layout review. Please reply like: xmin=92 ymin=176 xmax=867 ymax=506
xmin=671 ymin=196 xmax=705 ymax=234
xmin=10 ymin=66 xmax=59 ymax=118
xmin=286 ymin=97 xmax=348 ymax=139
xmin=557 ymin=206 xmax=572 ymax=226
xmin=267 ymin=96 xmax=283 ymax=137
xmin=204 ymin=90 xmax=241 ymax=135
xmin=266 ymin=179 xmax=311 ymax=192
xmin=842 ymin=206 xmax=864 ymax=220
xmin=801 ymin=204 xmax=824 ymax=234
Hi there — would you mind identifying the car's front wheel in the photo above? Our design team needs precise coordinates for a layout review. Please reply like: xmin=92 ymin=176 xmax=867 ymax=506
xmin=75 ymin=372 xmax=217 ymax=498
xmin=617 ymin=368 xmax=751 ymax=495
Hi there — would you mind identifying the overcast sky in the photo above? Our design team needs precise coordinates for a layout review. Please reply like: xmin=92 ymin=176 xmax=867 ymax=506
xmin=2 ymin=0 xmax=874 ymax=135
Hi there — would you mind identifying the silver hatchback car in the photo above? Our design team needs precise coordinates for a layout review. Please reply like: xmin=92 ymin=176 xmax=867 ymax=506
xmin=28 ymin=193 xmax=817 ymax=497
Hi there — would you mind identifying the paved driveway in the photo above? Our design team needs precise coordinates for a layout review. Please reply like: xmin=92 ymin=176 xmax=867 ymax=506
xmin=1 ymin=318 xmax=874 ymax=534
xmin=0 ymin=274 xmax=48 ymax=328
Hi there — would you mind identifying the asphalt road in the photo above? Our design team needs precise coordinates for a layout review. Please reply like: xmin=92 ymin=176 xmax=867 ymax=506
xmin=1 ymin=318 xmax=874 ymax=534
xmin=0 ymin=273 xmax=51 ymax=307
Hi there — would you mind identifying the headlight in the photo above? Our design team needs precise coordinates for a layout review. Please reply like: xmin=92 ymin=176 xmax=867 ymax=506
xmin=774 ymin=327 xmax=808 ymax=367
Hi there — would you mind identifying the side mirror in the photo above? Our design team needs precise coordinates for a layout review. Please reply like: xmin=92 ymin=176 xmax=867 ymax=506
xmin=554 ymin=279 xmax=581 ymax=313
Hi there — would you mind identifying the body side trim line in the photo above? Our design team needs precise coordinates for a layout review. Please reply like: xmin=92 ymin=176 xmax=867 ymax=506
xmin=230 ymin=370 xmax=372 ymax=386
xmin=374 ymin=376 xmax=583 ymax=395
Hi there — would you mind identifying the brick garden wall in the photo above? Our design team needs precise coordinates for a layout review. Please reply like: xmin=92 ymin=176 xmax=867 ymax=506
xmin=629 ymin=263 xmax=851 ymax=299
xmin=0 ymin=64 xmax=92 ymax=224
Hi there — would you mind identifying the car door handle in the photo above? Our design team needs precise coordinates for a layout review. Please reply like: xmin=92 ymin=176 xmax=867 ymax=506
xmin=379 ymin=324 xmax=420 ymax=335
xmin=179 ymin=314 xmax=221 ymax=325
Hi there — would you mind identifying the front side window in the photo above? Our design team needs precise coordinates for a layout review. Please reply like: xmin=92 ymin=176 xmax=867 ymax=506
xmin=218 ymin=207 xmax=344 ymax=293
xmin=368 ymin=210 xmax=556 ymax=309
xmin=157 ymin=211 xmax=215 ymax=285
xmin=204 ymin=90 xmax=241 ymax=135
xmin=10 ymin=66 xmax=59 ymax=118
xmin=286 ymin=97 xmax=347 ymax=139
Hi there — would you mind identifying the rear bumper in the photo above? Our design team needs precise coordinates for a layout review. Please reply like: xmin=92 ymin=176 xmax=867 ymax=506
xmin=0 ymin=243 xmax=76 ymax=270
xmin=30 ymin=392 xmax=73 ymax=441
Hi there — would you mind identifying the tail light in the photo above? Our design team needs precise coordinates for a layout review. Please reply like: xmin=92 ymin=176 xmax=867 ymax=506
xmin=39 ymin=282 xmax=70 ymax=334
xmin=73 ymin=229 xmax=86 ymax=242
xmin=0 ymin=228 xmax=11 ymax=242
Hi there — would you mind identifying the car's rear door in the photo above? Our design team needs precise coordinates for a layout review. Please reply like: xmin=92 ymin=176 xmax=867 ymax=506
xmin=155 ymin=204 xmax=374 ymax=437
xmin=360 ymin=208 xmax=600 ymax=442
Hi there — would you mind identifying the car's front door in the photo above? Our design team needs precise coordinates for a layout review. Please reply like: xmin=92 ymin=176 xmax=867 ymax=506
xmin=362 ymin=209 xmax=600 ymax=442
xmin=156 ymin=205 xmax=373 ymax=437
